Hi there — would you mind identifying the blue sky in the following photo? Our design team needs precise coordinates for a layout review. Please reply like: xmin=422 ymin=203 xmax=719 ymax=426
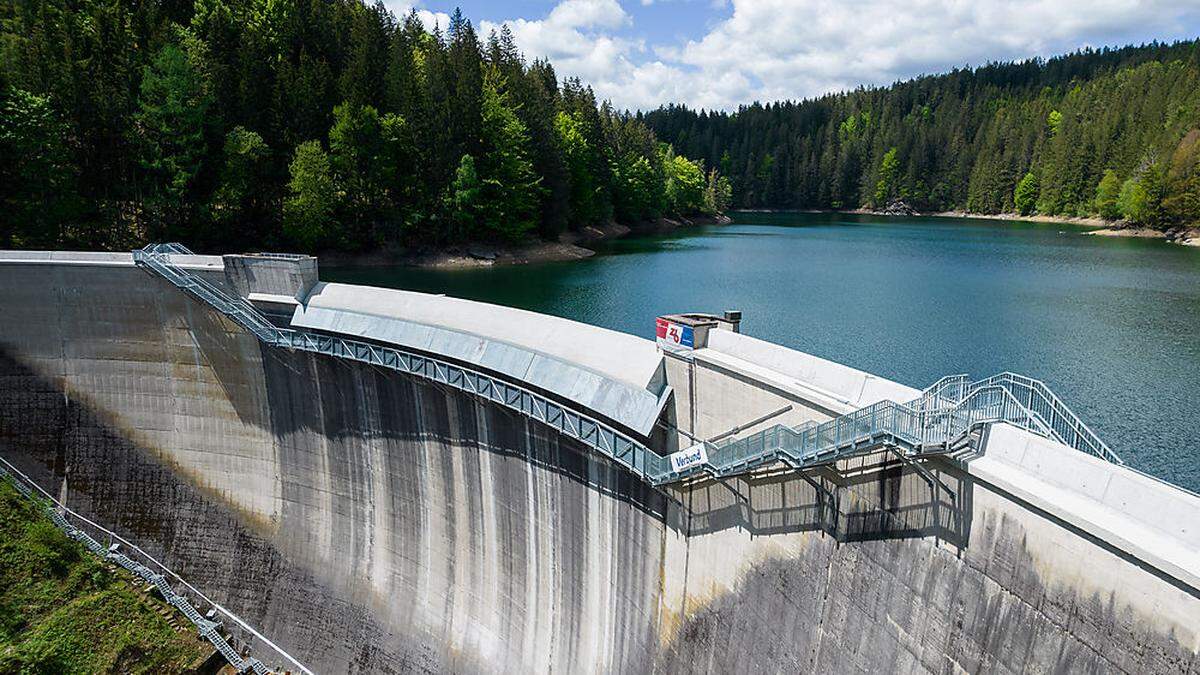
xmin=390 ymin=1 xmax=1200 ymax=111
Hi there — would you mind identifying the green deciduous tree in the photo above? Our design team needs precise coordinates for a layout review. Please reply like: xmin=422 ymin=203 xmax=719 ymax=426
xmin=1118 ymin=165 xmax=1167 ymax=226
xmin=662 ymin=146 xmax=706 ymax=215
xmin=1014 ymin=172 xmax=1040 ymax=216
xmin=1163 ymin=130 xmax=1200 ymax=226
xmin=284 ymin=140 xmax=337 ymax=249
xmin=611 ymin=153 xmax=660 ymax=222
xmin=1047 ymin=110 xmax=1063 ymax=137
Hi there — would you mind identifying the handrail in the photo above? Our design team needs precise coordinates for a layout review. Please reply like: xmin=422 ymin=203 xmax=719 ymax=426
xmin=966 ymin=372 xmax=1121 ymax=464
xmin=651 ymin=384 xmax=1056 ymax=484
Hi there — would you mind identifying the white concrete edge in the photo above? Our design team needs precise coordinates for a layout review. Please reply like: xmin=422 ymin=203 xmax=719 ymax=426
xmin=247 ymin=292 xmax=301 ymax=306
xmin=301 ymin=282 xmax=665 ymax=389
xmin=0 ymin=251 xmax=224 ymax=271
xmin=692 ymin=348 xmax=860 ymax=416
xmin=965 ymin=423 xmax=1200 ymax=593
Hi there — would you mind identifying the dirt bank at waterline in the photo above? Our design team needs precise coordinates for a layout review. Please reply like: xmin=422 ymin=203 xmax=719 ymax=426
xmin=1085 ymin=226 xmax=1200 ymax=246
xmin=750 ymin=207 xmax=1200 ymax=247
xmin=319 ymin=214 xmax=733 ymax=269
xmin=930 ymin=210 xmax=1109 ymax=228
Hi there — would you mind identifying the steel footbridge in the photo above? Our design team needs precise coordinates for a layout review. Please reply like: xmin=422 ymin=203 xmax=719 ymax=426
xmin=133 ymin=243 xmax=1120 ymax=490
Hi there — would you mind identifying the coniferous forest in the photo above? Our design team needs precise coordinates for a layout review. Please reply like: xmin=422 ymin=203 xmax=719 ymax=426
xmin=2 ymin=0 xmax=1198 ymax=254
xmin=644 ymin=40 xmax=1200 ymax=230
xmin=0 ymin=2 xmax=730 ymax=252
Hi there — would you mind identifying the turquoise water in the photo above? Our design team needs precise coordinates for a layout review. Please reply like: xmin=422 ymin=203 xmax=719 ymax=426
xmin=325 ymin=212 xmax=1200 ymax=492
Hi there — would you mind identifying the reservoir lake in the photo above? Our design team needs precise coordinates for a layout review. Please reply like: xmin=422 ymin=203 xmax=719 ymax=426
xmin=325 ymin=212 xmax=1200 ymax=493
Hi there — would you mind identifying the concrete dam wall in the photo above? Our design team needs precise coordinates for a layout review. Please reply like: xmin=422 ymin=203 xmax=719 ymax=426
xmin=0 ymin=251 xmax=1197 ymax=674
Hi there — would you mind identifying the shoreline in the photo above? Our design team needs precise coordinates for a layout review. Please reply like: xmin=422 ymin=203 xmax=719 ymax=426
xmin=321 ymin=213 xmax=733 ymax=269
xmin=925 ymin=210 xmax=1108 ymax=228
xmin=739 ymin=207 xmax=1200 ymax=246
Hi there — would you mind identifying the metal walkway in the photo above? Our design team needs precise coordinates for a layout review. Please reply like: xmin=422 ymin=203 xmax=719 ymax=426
xmin=133 ymin=243 xmax=1119 ymax=490
xmin=649 ymin=373 xmax=1121 ymax=485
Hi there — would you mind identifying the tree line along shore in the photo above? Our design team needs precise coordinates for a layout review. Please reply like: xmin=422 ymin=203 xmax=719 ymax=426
xmin=645 ymin=40 xmax=1200 ymax=237
xmin=0 ymin=3 xmax=731 ymax=255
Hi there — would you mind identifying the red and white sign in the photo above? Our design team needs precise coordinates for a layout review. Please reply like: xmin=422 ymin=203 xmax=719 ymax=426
xmin=655 ymin=317 xmax=695 ymax=350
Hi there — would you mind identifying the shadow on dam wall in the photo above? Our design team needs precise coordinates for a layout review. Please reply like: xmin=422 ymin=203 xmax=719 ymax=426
xmin=680 ymin=453 xmax=973 ymax=548
xmin=0 ymin=339 xmax=678 ymax=673
xmin=0 ymin=262 xmax=1198 ymax=674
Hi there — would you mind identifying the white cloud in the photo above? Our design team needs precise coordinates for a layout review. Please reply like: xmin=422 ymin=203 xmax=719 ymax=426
xmin=663 ymin=0 xmax=1200 ymax=109
xmin=481 ymin=0 xmax=639 ymax=86
xmin=383 ymin=2 xmax=451 ymax=32
xmin=421 ymin=0 xmax=1200 ymax=111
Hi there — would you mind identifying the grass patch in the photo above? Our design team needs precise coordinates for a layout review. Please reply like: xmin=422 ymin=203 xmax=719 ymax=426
xmin=0 ymin=479 xmax=212 ymax=673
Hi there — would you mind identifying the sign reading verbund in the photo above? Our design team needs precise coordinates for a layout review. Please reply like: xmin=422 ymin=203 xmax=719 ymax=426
xmin=669 ymin=443 xmax=709 ymax=473
xmin=656 ymin=317 xmax=694 ymax=350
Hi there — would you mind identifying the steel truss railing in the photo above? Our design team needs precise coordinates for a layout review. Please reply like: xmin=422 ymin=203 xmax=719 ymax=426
xmin=0 ymin=459 xmax=270 ymax=675
xmin=132 ymin=243 xmax=1118 ymax=489
xmin=652 ymin=369 xmax=1122 ymax=485
xmin=133 ymin=244 xmax=655 ymax=477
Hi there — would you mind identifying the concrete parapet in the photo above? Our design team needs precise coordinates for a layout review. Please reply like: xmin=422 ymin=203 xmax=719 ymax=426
xmin=222 ymin=253 xmax=318 ymax=305
xmin=968 ymin=423 xmax=1200 ymax=593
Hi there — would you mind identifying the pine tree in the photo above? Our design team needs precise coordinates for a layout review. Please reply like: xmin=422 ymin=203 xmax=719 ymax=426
xmin=556 ymin=110 xmax=600 ymax=225
xmin=133 ymin=42 xmax=213 ymax=238
xmin=212 ymin=126 xmax=271 ymax=241
xmin=1094 ymin=170 xmax=1122 ymax=220
xmin=874 ymin=147 xmax=900 ymax=206
xmin=0 ymin=89 xmax=81 ymax=248
xmin=444 ymin=154 xmax=482 ymax=241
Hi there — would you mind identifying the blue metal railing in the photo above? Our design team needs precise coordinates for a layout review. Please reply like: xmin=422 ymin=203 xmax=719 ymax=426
xmin=133 ymin=243 xmax=1119 ymax=489
xmin=133 ymin=243 xmax=656 ymax=477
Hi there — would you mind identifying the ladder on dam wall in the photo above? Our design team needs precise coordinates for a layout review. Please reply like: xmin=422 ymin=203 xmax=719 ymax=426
xmin=0 ymin=458 xmax=276 ymax=675
xmin=133 ymin=244 xmax=1120 ymax=490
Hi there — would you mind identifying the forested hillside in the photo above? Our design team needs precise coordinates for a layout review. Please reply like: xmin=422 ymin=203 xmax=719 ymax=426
xmin=0 ymin=2 xmax=729 ymax=252
xmin=644 ymin=41 xmax=1200 ymax=229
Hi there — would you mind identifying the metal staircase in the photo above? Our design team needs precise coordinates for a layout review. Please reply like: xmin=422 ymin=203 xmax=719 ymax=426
xmin=646 ymin=371 xmax=1121 ymax=485
xmin=133 ymin=243 xmax=1120 ymax=491
xmin=0 ymin=459 xmax=271 ymax=674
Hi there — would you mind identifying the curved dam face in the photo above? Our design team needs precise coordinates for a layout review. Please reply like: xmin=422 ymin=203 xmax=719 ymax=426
xmin=0 ymin=252 xmax=1197 ymax=674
